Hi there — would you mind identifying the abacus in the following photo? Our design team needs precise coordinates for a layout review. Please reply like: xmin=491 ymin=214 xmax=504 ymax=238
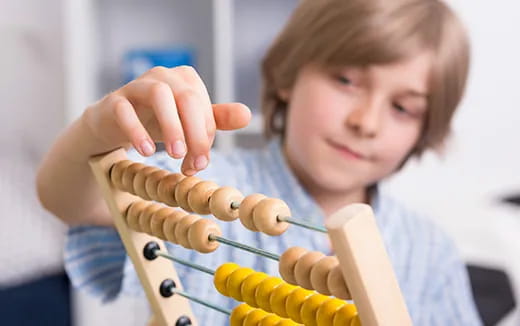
xmin=89 ymin=148 xmax=412 ymax=326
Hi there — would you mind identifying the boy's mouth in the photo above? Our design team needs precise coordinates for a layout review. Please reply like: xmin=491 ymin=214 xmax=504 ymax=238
xmin=326 ymin=139 xmax=367 ymax=160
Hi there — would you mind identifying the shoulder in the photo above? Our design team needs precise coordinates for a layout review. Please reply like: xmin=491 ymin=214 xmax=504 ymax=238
xmin=375 ymin=191 xmax=454 ymax=251
xmin=374 ymin=191 xmax=462 ymax=281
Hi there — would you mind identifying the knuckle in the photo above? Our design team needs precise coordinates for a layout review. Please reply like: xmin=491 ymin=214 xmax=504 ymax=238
xmin=149 ymin=82 xmax=171 ymax=102
xmin=175 ymin=88 xmax=199 ymax=109
xmin=148 ymin=66 xmax=169 ymax=77
xmin=175 ymin=65 xmax=198 ymax=82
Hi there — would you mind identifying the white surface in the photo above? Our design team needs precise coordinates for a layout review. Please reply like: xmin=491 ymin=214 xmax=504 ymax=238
xmin=0 ymin=0 xmax=67 ymax=286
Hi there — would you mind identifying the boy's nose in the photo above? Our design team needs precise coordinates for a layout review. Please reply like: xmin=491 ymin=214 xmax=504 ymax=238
xmin=345 ymin=100 xmax=382 ymax=138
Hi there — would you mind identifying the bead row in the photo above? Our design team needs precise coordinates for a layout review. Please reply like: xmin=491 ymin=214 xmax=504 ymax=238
xmin=279 ymin=247 xmax=351 ymax=300
xmin=125 ymin=200 xmax=222 ymax=253
xmin=230 ymin=303 xmax=301 ymax=326
xmin=214 ymin=263 xmax=358 ymax=326
xmin=110 ymin=161 xmax=291 ymax=236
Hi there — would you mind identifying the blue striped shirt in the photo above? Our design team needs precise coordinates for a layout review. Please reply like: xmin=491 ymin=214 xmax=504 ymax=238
xmin=65 ymin=139 xmax=482 ymax=325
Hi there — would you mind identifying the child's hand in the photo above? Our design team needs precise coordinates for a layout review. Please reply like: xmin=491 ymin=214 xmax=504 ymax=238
xmin=83 ymin=66 xmax=251 ymax=175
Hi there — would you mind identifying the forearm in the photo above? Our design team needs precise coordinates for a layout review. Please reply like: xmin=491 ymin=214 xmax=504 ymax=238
xmin=36 ymin=110 xmax=120 ymax=226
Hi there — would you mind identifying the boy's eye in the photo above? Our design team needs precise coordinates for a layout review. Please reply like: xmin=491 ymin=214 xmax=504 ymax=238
xmin=392 ymin=103 xmax=410 ymax=115
xmin=336 ymin=75 xmax=352 ymax=85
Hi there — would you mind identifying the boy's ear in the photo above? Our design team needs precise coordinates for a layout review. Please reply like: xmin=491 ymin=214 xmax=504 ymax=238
xmin=277 ymin=88 xmax=291 ymax=102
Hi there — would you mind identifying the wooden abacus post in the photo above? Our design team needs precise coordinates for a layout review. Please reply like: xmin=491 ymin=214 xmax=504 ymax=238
xmin=326 ymin=203 xmax=413 ymax=326
xmin=89 ymin=148 xmax=197 ymax=326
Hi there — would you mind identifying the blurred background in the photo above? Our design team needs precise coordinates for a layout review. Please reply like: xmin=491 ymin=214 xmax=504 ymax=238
xmin=0 ymin=0 xmax=518 ymax=325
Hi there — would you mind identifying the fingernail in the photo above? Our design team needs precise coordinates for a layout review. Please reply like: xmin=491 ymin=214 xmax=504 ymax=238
xmin=140 ymin=140 xmax=154 ymax=156
xmin=194 ymin=155 xmax=208 ymax=170
xmin=170 ymin=140 xmax=186 ymax=157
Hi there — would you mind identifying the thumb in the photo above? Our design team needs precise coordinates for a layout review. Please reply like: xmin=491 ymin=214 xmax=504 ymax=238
xmin=212 ymin=103 xmax=252 ymax=131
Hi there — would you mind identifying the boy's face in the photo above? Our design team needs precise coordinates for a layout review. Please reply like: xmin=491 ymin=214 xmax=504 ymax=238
xmin=282 ymin=52 xmax=431 ymax=197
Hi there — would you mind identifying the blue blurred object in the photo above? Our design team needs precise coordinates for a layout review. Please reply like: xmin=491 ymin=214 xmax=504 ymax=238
xmin=122 ymin=47 xmax=195 ymax=84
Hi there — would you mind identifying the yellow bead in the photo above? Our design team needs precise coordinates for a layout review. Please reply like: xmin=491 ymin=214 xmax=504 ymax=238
xmin=300 ymin=295 xmax=330 ymax=326
xmin=230 ymin=303 xmax=253 ymax=326
xmin=270 ymin=283 xmax=297 ymax=318
xmin=276 ymin=319 xmax=300 ymax=326
xmin=228 ymin=267 xmax=255 ymax=301
xmin=259 ymin=314 xmax=281 ymax=326
xmin=241 ymin=272 xmax=269 ymax=307
xmin=214 ymin=263 xmax=240 ymax=297
xmin=243 ymin=309 xmax=268 ymax=326
xmin=350 ymin=314 xmax=361 ymax=326
xmin=285 ymin=288 xmax=314 ymax=323
xmin=332 ymin=304 xmax=357 ymax=326
xmin=316 ymin=298 xmax=346 ymax=325
xmin=255 ymin=276 xmax=284 ymax=312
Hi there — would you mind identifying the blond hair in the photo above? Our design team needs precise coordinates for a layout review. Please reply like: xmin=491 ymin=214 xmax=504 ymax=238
xmin=261 ymin=0 xmax=470 ymax=157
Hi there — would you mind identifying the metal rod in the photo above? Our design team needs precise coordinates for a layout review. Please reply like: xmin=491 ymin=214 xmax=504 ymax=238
xmin=277 ymin=216 xmax=328 ymax=233
xmin=172 ymin=289 xmax=231 ymax=315
xmin=209 ymin=234 xmax=280 ymax=261
xmin=230 ymin=201 xmax=327 ymax=233
xmin=154 ymin=250 xmax=214 ymax=276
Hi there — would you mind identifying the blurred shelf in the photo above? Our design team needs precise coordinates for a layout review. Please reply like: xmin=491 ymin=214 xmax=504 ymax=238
xmin=63 ymin=0 xmax=296 ymax=151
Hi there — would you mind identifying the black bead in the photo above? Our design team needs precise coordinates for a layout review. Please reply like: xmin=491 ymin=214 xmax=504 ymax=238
xmin=159 ymin=279 xmax=176 ymax=298
xmin=143 ymin=241 xmax=160 ymax=260
xmin=175 ymin=316 xmax=192 ymax=326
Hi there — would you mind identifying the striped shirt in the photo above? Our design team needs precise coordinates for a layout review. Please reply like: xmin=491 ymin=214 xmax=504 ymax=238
xmin=65 ymin=139 xmax=482 ymax=325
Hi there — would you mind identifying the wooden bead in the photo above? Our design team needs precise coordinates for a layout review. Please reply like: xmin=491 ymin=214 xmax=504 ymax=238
xmin=157 ymin=173 xmax=184 ymax=206
xmin=238 ymin=193 xmax=266 ymax=231
xmin=255 ymin=276 xmax=284 ymax=313
xmin=139 ymin=203 xmax=162 ymax=234
xmin=310 ymin=256 xmax=338 ymax=295
xmin=227 ymin=267 xmax=255 ymax=301
xmin=187 ymin=181 xmax=219 ymax=214
xmin=110 ymin=160 xmax=132 ymax=190
xmin=126 ymin=200 xmax=148 ymax=231
xmin=241 ymin=271 xmax=269 ymax=308
xmin=209 ymin=186 xmax=244 ymax=221
xmin=145 ymin=169 xmax=169 ymax=201
xmin=214 ymin=262 xmax=241 ymax=297
xmin=175 ymin=214 xmax=201 ymax=249
xmin=253 ymin=198 xmax=290 ymax=236
xmin=230 ymin=303 xmax=252 ymax=326
xmin=285 ymin=288 xmax=315 ymax=323
xmin=174 ymin=176 xmax=201 ymax=212
xmin=187 ymin=218 xmax=221 ymax=253
xmin=327 ymin=265 xmax=351 ymax=300
xmin=300 ymin=295 xmax=330 ymax=326
xmin=243 ymin=309 xmax=268 ymax=326
xmin=122 ymin=162 xmax=146 ymax=194
xmin=269 ymin=283 xmax=297 ymax=318
xmin=294 ymin=251 xmax=325 ymax=290
xmin=316 ymin=298 xmax=346 ymax=326
xmin=279 ymin=246 xmax=308 ymax=285
xmin=133 ymin=166 xmax=159 ymax=200
xmin=332 ymin=304 xmax=357 ymax=326
xmin=162 ymin=210 xmax=188 ymax=244
xmin=150 ymin=207 xmax=172 ymax=239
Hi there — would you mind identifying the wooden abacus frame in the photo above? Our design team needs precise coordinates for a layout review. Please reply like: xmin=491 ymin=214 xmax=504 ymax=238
xmin=89 ymin=148 xmax=412 ymax=326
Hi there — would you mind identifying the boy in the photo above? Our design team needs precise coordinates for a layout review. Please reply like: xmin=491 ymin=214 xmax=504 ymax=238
xmin=38 ymin=0 xmax=482 ymax=324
